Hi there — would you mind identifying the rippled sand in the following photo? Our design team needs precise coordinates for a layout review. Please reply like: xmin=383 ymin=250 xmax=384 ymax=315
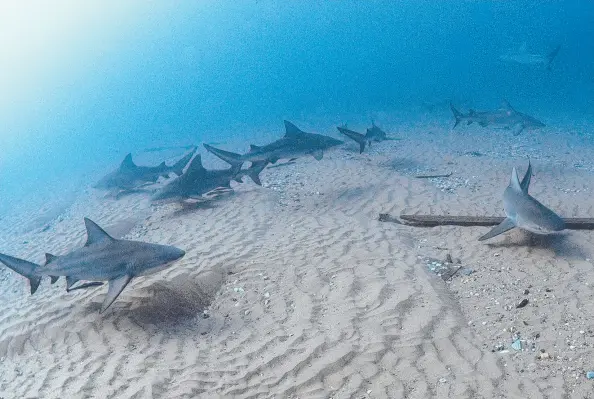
xmin=1 ymin=115 xmax=594 ymax=398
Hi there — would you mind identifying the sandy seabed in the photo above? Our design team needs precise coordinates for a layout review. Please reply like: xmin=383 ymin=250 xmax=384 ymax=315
xmin=1 ymin=113 xmax=594 ymax=398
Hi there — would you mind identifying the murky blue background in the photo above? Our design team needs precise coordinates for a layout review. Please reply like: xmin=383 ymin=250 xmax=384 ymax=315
xmin=1 ymin=1 xmax=592 ymax=214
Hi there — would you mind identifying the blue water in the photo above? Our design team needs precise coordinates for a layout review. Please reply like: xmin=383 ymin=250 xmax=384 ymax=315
xmin=1 ymin=1 xmax=592 ymax=215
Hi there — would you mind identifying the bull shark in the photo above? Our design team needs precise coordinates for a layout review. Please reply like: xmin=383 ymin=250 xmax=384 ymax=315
xmin=478 ymin=161 xmax=565 ymax=241
xmin=203 ymin=120 xmax=343 ymax=170
xmin=151 ymin=154 xmax=266 ymax=201
xmin=499 ymin=43 xmax=561 ymax=70
xmin=337 ymin=122 xmax=399 ymax=153
xmin=450 ymin=101 xmax=545 ymax=135
xmin=95 ymin=147 xmax=197 ymax=192
xmin=0 ymin=218 xmax=185 ymax=312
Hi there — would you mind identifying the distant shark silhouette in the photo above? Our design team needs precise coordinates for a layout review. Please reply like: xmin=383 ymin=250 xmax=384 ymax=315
xmin=450 ymin=100 xmax=545 ymax=135
xmin=152 ymin=154 xmax=265 ymax=201
xmin=95 ymin=147 xmax=197 ymax=192
xmin=337 ymin=122 xmax=399 ymax=153
xmin=203 ymin=120 xmax=343 ymax=171
xmin=0 ymin=218 xmax=185 ymax=312
xmin=499 ymin=43 xmax=561 ymax=70
xmin=479 ymin=161 xmax=565 ymax=241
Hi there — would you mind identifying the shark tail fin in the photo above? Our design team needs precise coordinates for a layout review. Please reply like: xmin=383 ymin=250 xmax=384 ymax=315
xmin=337 ymin=127 xmax=366 ymax=153
xmin=450 ymin=103 xmax=463 ymax=128
xmin=203 ymin=144 xmax=244 ymax=169
xmin=171 ymin=146 xmax=197 ymax=176
xmin=478 ymin=218 xmax=516 ymax=241
xmin=0 ymin=253 xmax=42 ymax=294
xmin=246 ymin=161 xmax=268 ymax=186
xmin=546 ymin=45 xmax=561 ymax=71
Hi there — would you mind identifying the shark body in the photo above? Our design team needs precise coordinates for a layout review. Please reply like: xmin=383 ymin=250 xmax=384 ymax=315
xmin=203 ymin=121 xmax=343 ymax=172
xmin=0 ymin=218 xmax=185 ymax=312
xmin=479 ymin=161 xmax=565 ymax=241
xmin=337 ymin=122 xmax=397 ymax=153
xmin=499 ymin=43 xmax=561 ymax=70
xmin=95 ymin=147 xmax=197 ymax=192
xmin=151 ymin=154 xmax=265 ymax=201
xmin=450 ymin=101 xmax=545 ymax=135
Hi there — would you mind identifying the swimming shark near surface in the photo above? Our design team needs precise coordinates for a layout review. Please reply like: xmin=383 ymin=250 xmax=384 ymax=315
xmin=0 ymin=218 xmax=185 ymax=312
xmin=337 ymin=122 xmax=399 ymax=153
xmin=151 ymin=154 xmax=266 ymax=202
xmin=499 ymin=43 xmax=561 ymax=70
xmin=478 ymin=161 xmax=565 ymax=241
xmin=450 ymin=100 xmax=545 ymax=135
xmin=203 ymin=120 xmax=343 ymax=171
xmin=94 ymin=147 xmax=197 ymax=192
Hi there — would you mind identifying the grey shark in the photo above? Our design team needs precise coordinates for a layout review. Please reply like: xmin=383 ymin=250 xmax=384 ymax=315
xmin=337 ymin=122 xmax=398 ymax=153
xmin=0 ymin=218 xmax=185 ymax=312
xmin=95 ymin=147 xmax=197 ymax=192
xmin=478 ymin=161 xmax=565 ymax=241
xmin=450 ymin=101 xmax=545 ymax=135
xmin=152 ymin=154 xmax=265 ymax=201
xmin=499 ymin=43 xmax=561 ymax=70
xmin=203 ymin=120 xmax=343 ymax=170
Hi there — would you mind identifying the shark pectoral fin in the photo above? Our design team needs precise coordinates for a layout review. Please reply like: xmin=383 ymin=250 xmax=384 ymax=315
xmin=65 ymin=276 xmax=79 ymax=292
xmin=30 ymin=277 xmax=42 ymax=295
xmin=312 ymin=150 xmax=324 ymax=161
xmin=478 ymin=218 xmax=516 ymax=241
xmin=50 ymin=276 xmax=59 ymax=284
xmin=101 ymin=275 xmax=132 ymax=313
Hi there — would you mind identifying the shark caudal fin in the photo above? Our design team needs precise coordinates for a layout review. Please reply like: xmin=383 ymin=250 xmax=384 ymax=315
xmin=337 ymin=126 xmax=366 ymax=153
xmin=546 ymin=45 xmax=561 ymax=71
xmin=203 ymin=144 xmax=244 ymax=169
xmin=171 ymin=146 xmax=197 ymax=176
xmin=0 ymin=253 xmax=42 ymax=294
xmin=450 ymin=103 xmax=464 ymax=128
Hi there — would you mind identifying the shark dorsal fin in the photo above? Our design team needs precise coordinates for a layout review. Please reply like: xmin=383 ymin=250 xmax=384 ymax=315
xmin=502 ymin=99 xmax=516 ymax=113
xmin=120 ymin=154 xmax=136 ymax=170
xmin=182 ymin=155 xmax=207 ymax=180
xmin=186 ymin=155 xmax=206 ymax=173
xmin=520 ymin=160 xmax=532 ymax=193
xmin=509 ymin=167 xmax=522 ymax=192
xmin=284 ymin=120 xmax=305 ymax=138
xmin=84 ymin=218 xmax=115 ymax=246
xmin=159 ymin=161 xmax=166 ymax=167
xmin=249 ymin=144 xmax=261 ymax=152
xmin=45 ymin=253 xmax=58 ymax=264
